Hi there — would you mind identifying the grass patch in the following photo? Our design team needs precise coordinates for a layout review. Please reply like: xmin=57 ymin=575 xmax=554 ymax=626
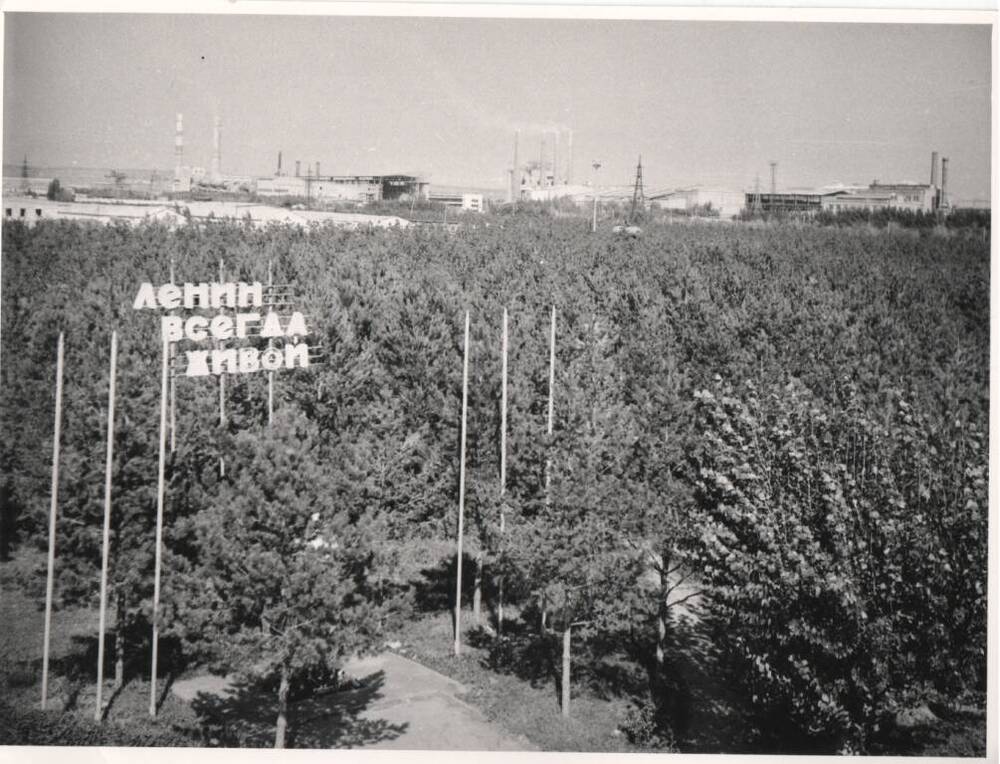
xmin=386 ymin=609 xmax=637 ymax=753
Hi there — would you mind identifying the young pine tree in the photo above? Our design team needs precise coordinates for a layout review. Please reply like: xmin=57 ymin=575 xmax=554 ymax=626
xmin=172 ymin=408 xmax=380 ymax=748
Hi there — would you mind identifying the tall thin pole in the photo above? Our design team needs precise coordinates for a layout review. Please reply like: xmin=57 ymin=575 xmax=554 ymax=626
xmin=513 ymin=130 xmax=520 ymax=207
xmin=545 ymin=305 xmax=556 ymax=498
xmin=267 ymin=260 xmax=274 ymax=427
xmin=591 ymin=161 xmax=601 ymax=232
xmin=218 ymin=259 xmax=226 ymax=476
xmin=168 ymin=259 xmax=176 ymax=454
xmin=498 ymin=307 xmax=508 ymax=634
xmin=95 ymin=331 xmax=118 ymax=721
xmin=149 ymin=337 xmax=169 ymax=718
xmin=454 ymin=311 xmax=470 ymax=656
xmin=41 ymin=332 xmax=64 ymax=710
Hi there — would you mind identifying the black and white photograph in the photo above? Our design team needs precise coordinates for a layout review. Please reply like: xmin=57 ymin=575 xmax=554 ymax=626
xmin=0 ymin=3 xmax=995 ymax=759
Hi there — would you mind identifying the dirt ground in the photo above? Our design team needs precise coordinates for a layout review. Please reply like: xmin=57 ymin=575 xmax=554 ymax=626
xmin=171 ymin=652 xmax=536 ymax=750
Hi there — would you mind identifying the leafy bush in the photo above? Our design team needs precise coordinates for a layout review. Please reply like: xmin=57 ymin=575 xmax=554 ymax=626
xmin=619 ymin=701 xmax=678 ymax=750
xmin=689 ymin=381 xmax=987 ymax=751
xmin=0 ymin=699 xmax=198 ymax=746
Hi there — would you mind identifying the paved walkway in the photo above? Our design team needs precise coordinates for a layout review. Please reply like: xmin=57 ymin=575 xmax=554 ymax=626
xmin=172 ymin=652 xmax=535 ymax=751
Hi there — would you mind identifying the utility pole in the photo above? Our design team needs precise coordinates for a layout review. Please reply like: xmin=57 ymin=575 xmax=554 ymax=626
xmin=591 ymin=160 xmax=601 ymax=233
xmin=629 ymin=155 xmax=645 ymax=224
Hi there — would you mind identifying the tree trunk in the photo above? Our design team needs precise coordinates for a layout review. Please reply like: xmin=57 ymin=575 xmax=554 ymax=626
xmin=561 ymin=625 xmax=572 ymax=718
xmin=473 ymin=555 xmax=482 ymax=625
xmin=114 ymin=590 xmax=125 ymax=689
xmin=656 ymin=549 xmax=671 ymax=668
xmin=497 ymin=577 xmax=504 ymax=637
xmin=274 ymin=663 xmax=290 ymax=749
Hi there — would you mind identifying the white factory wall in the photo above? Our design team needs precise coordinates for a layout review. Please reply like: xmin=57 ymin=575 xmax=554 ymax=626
xmin=656 ymin=187 xmax=745 ymax=217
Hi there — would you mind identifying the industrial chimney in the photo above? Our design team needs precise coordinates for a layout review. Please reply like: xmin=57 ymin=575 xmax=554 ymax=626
xmin=295 ymin=160 xmax=301 ymax=178
xmin=512 ymin=130 xmax=520 ymax=201
xmin=210 ymin=116 xmax=222 ymax=183
xmin=553 ymin=131 xmax=560 ymax=187
xmin=277 ymin=151 xmax=283 ymax=177
xmin=174 ymin=113 xmax=184 ymax=175
xmin=566 ymin=130 xmax=573 ymax=185
xmin=539 ymin=135 xmax=546 ymax=188
xmin=930 ymin=151 xmax=940 ymax=188
xmin=940 ymin=157 xmax=949 ymax=209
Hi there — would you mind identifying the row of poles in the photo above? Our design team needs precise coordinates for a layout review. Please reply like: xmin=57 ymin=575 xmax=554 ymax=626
xmin=453 ymin=305 xmax=558 ymax=656
xmin=40 ymin=259 xmax=281 ymax=720
xmin=39 ymin=284 xmax=557 ymax=712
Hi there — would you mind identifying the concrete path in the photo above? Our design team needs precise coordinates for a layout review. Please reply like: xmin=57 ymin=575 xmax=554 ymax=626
xmin=172 ymin=652 xmax=535 ymax=751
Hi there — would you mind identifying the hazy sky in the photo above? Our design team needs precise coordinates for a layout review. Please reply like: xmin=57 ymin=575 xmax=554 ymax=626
xmin=3 ymin=13 xmax=992 ymax=200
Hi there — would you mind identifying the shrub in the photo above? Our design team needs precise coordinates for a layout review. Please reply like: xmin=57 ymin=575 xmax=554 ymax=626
xmin=688 ymin=382 xmax=987 ymax=752
xmin=0 ymin=699 xmax=198 ymax=747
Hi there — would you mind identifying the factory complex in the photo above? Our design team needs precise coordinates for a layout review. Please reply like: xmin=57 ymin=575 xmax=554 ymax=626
xmin=2 ymin=112 xmax=979 ymax=226
xmin=506 ymin=128 xmax=957 ymax=217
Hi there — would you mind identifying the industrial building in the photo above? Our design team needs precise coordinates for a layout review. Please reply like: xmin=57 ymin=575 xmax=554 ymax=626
xmin=507 ymin=128 xmax=577 ymax=202
xmin=745 ymin=188 xmax=849 ymax=214
xmin=651 ymin=187 xmax=746 ymax=218
xmin=2 ymin=196 xmax=410 ymax=229
xmin=255 ymin=172 xmax=428 ymax=204
xmin=169 ymin=113 xmax=427 ymax=203
xmin=427 ymin=192 xmax=485 ymax=212
xmin=747 ymin=152 xmax=950 ymax=215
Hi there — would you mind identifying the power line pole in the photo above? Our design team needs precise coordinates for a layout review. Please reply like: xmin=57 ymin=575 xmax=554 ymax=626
xmin=629 ymin=155 xmax=645 ymax=224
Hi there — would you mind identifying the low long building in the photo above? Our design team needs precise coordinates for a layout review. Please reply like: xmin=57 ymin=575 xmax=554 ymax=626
xmin=651 ymin=186 xmax=746 ymax=218
xmin=744 ymin=188 xmax=849 ymax=214
xmin=1 ymin=196 xmax=410 ymax=229
xmin=255 ymin=174 xmax=428 ymax=203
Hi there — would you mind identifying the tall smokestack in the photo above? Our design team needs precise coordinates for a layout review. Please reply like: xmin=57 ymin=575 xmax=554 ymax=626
xmin=566 ymin=130 xmax=573 ymax=185
xmin=295 ymin=160 xmax=301 ymax=178
xmin=174 ymin=113 xmax=184 ymax=172
xmin=940 ymin=157 xmax=949 ymax=208
xmin=553 ymin=131 xmax=560 ymax=186
xmin=316 ymin=161 xmax=321 ymax=178
xmin=277 ymin=151 xmax=282 ymax=176
xmin=930 ymin=151 xmax=940 ymax=187
xmin=513 ymin=130 xmax=520 ymax=200
xmin=539 ymin=135 xmax=545 ymax=188
xmin=211 ymin=116 xmax=222 ymax=183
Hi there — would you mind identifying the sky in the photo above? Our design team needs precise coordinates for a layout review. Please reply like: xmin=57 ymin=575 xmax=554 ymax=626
xmin=2 ymin=13 xmax=993 ymax=201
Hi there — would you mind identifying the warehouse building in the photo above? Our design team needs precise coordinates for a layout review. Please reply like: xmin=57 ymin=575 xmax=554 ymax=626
xmin=255 ymin=173 xmax=428 ymax=204
xmin=744 ymin=188 xmax=849 ymax=214
xmin=427 ymin=192 xmax=485 ymax=213
xmin=746 ymin=152 xmax=949 ymax=215
xmin=651 ymin=186 xmax=746 ymax=218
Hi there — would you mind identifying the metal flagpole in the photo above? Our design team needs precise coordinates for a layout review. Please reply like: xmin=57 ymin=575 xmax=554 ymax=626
xmin=218 ymin=259 xmax=226 ymax=476
xmin=545 ymin=305 xmax=556 ymax=497
xmin=168 ymin=259 xmax=176 ymax=454
xmin=267 ymin=260 xmax=274 ymax=427
xmin=41 ymin=332 xmax=65 ymax=710
xmin=540 ymin=305 xmax=556 ymax=634
xmin=498 ymin=307 xmax=508 ymax=634
xmin=95 ymin=331 xmax=118 ymax=721
xmin=454 ymin=311 xmax=470 ymax=656
xmin=149 ymin=337 xmax=169 ymax=718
